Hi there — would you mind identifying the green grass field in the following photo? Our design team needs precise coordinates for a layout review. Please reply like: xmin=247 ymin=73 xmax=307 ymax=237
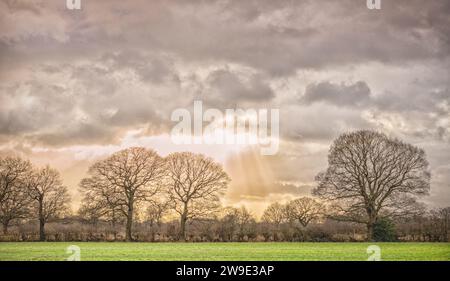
xmin=0 ymin=242 xmax=449 ymax=261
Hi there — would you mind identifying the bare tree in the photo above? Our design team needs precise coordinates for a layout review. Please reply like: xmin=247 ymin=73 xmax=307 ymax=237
xmin=166 ymin=152 xmax=230 ymax=241
xmin=78 ymin=201 xmax=103 ymax=226
xmin=261 ymin=202 xmax=287 ymax=241
xmin=235 ymin=206 xmax=256 ymax=241
xmin=313 ymin=130 xmax=430 ymax=240
xmin=430 ymin=207 xmax=450 ymax=242
xmin=285 ymin=197 xmax=323 ymax=227
xmin=145 ymin=197 xmax=171 ymax=241
xmin=146 ymin=198 xmax=171 ymax=227
xmin=79 ymin=175 xmax=124 ymax=227
xmin=80 ymin=147 xmax=165 ymax=241
xmin=0 ymin=157 xmax=33 ymax=234
xmin=261 ymin=202 xmax=286 ymax=226
xmin=27 ymin=166 xmax=71 ymax=241
xmin=218 ymin=207 xmax=239 ymax=241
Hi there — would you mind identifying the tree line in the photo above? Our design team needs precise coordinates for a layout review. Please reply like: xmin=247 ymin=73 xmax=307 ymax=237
xmin=1 ymin=130 xmax=448 ymax=242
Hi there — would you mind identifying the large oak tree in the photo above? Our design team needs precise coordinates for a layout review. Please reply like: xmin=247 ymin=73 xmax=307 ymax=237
xmin=80 ymin=147 xmax=165 ymax=241
xmin=27 ymin=166 xmax=71 ymax=241
xmin=166 ymin=152 xmax=230 ymax=240
xmin=313 ymin=130 xmax=430 ymax=240
xmin=0 ymin=157 xmax=33 ymax=234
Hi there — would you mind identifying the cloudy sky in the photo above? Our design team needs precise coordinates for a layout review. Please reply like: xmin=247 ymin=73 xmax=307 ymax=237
xmin=0 ymin=0 xmax=449 ymax=216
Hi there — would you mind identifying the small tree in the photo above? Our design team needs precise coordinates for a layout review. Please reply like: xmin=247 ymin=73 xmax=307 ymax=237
xmin=27 ymin=166 xmax=71 ymax=241
xmin=146 ymin=197 xmax=171 ymax=241
xmin=235 ymin=206 xmax=256 ymax=241
xmin=261 ymin=202 xmax=287 ymax=241
xmin=261 ymin=202 xmax=286 ymax=225
xmin=285 ymin=197 xmax=323 ymax=227
xmin=373 ymin=218 xmax=397 ymax=242
xmin=429 ymin=207 xmax=450 ymax=242
xmin=146 ymin=198 xmax=171 ymax=227
xmin=219 ymin=207 xmax=239 ymax=241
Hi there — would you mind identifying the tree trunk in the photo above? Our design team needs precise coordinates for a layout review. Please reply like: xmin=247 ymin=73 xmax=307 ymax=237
xmin=39 ymin=218 xmax=46 ymax=241
xmin=179 ymin=203 xmax=188 ymax=241
xmin=366 ymin=207 xmax=376 ymax=241
xmin=2 ymin=222 xmax=8 ymax=235
xmin=125 ymin=206 xmax=134 ymax=242
xmin=39 ymin=199 xmax=46 ymax=241
xmin=367 ymin=222 xmax=375 ymax=241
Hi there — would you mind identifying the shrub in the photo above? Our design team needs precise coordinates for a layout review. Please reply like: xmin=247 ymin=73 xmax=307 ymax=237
xmin=373 ymin=218 xmax=397 ymax=242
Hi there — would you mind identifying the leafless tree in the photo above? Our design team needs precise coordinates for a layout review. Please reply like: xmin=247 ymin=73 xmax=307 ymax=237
xmin=235 ymin=206 xmax=256 ymax=241
xmin=79 ymin=175 xmax=124 ymax=228
xmin=146 ymin=197 xmax=171 ymax=227
xmin=261 ymin=202 xmax=286 ymax=226
xmin=27 ymin=166 xmax=71 ymax=241
xmin=218 ymin=207 xmax=239 ymax=241
xmin=313 ymin=130 xmax=430 ymax=240
xmin=430 ymin=207 xmax=450 ymax=242
xmin=285 ymin=197 xmax=323 ymax=227
xmin=165 ymin=152 xmax=230 ymax=240
xmin=145 ymin=197 xmax=171 ymax=241
xmin=0 ymin=157 xmax=33 ymax=234
xmin=80 ymin=147 xmax=166 ymax=241
xmin=261 ymin=202 xmax=288 ymax=241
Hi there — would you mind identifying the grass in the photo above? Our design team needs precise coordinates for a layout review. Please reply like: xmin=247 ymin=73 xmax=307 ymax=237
xmin=0 ymin=242 xmax=449 ymax=261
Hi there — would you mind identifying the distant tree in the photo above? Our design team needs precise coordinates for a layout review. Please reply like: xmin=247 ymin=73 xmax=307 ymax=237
xmin=261 ymin=202 xmax=288 ymax=241
xmin=235 ymin=206 xmax=256 ymax=241
xmin=261 ymin=202 xmax=286 ymax=225
xmin=217 ymin=207 xmax=255 ymax=241
xmin=145 ymin=198 xmax=171 ymax=241
xmin=219 ymin=207 xmax=239 ymax=241
xmin=166 ymin=152 xmax=230 ymax=241
xmin=429 ymin=207 xmax=450 ymax=242
xmin=313 ymin=130 xmax=430 ymax=240
xmin=285 ymin=197 xmax=323 ymax=227
xmin=146 ymin=198 xmax=171 ymax=228
xmin=0 ymin=157 xmax=33 ymax=234
xmin=79 ymin=147 xmax=166 ymax=241
xmin=78 ymin=202 xmax=102 ymax=226
xmin=27 ymin=166 xmax=71 ymax=241
xmin=79 ymin=175 xmax=124 ymax=228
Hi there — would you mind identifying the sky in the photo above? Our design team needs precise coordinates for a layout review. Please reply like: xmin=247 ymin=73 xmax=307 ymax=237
xmin=0 ymin=0 xmax=449 ymax=216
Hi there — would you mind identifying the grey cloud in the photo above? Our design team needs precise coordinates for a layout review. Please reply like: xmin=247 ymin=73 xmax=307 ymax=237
xmin=300 ymin=81 xmax=372 ymax=108
xmin=300 ymin=79 xmax=449 ymax=113
xmin=280 ymin=103 xmax=376 ymax=143
xmin=2 ymin=0 xmax=450 ymax=76
xmin=295 ymin=76 xmax=449 ymax=142
xmin=200 ymin=69 xmax=274 ymax=108
xmin=30 ymin=123 xmax=118 ymax=147
xmin=100 ymin=51 xmax=179 ymax=84
xmin=0 ymin=52 xmax=181 ymax=146
xmin=2 ymin=0 xmax=43 ymax=15
xmin=228 ymin=182 xmax=313 ymax=202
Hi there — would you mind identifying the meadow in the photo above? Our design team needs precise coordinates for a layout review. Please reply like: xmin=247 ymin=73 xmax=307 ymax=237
xmin=0 ymin=242 xmax=449 ymax=261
